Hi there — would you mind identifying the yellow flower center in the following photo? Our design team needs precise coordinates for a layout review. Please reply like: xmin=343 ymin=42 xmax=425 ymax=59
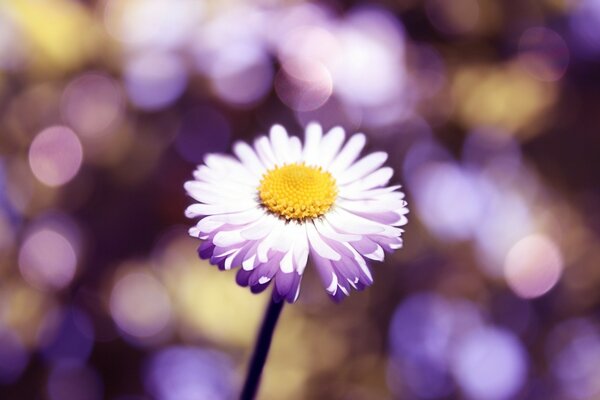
xmin=258 ymin=163 xmax=338 ymax=220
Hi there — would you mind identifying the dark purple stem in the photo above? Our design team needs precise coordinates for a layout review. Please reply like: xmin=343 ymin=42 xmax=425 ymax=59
xmin=240 ymin=298 xmax=284 ymax=400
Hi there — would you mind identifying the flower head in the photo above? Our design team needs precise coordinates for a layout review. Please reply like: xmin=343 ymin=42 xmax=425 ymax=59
xmin=185 ymin=123 xmax=408 ymax=303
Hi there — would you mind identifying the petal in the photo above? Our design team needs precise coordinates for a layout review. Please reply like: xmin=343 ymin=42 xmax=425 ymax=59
xmin=249 ymin=254 xmax=282 ymax=286
xmin=184 ymin=180 xmax=255 ymax=204
xmin=288 ymin=136 xmax=302 ymax=163
xmin=240 ymin=215 xmax=277 ymax=240
xmin=328 ymin=133 xmax=366 ymax=176
xmin=337 ymin=152 xmax=388 ymax=185
xmin=326 ymin=208 xmax=401 ymax=237
xmin=185 ymin=201 xmax=257 ymax=218
xmin=213 ymin=229 xmax=246 ymax=247
xmin=312 ymin=254 xmax=339 ymax=295
xmin=269 ymin=124 xmax=291 ymax=165
xmin=254 ymin=136 xmax=277 ymax=169
xmin=339 ymin=185 xmax=404 ymax=200
xmin=317 ymin=126 xmax=345 ymax=168
xmin=313 ymin=217 xmax=362 ymax=243
xmin=340 ymin=167 xmax=394 ymax=193
xmin=256 ymin=220 xmax=288 ymax=262
xmin=233 ymin=141 xmax=267 ymax=178
xmin=302 ymin=122 xmax=323 ymax=165
xmin=236 ymin=269 xmax=253 ymax=286
xmin=274 ymin=271 xmax=295 ymax=298
xmin=306 ymin=222 xmax=341 ymax=261
xmin=293 ymin=223 xmax=310 ymax=274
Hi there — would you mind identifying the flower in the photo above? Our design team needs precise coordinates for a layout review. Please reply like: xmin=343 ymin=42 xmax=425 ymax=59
xmin=185 ymin=123 xmax=408 ymax=302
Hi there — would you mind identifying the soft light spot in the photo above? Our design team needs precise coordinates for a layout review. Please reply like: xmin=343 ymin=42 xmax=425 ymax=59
xmin=124 ymin=51 xmax=187 ymax=111
xmin=144 ymin=346 xmax=236 ymax=400
xmin=18 ymin=228 xmax=77 ymax=291
xmin=28 ymin=126 xmax=83 ymax=187
xmin=426 ymin=0 xmax=480 ymax=36
xmin=504 ymin=234 xmax=563 ymax=299
xmin=259 ymin=163 xmax=337 ymax=220
xmin=61 ymin=72 xmax=124 ymax=138
xmin=275 ymin=60 xmax=333 ymax=112
xmin=518 ymin=27 xmax=569 ymax=82
xmin=110 ymin=272 xmax=172 ymax=339
xmin=451 ymin=327 xmax=528 ymax=400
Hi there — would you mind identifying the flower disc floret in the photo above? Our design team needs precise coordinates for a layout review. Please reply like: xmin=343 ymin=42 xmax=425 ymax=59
xmin=258 ymin=163 xmax=337 ymax=220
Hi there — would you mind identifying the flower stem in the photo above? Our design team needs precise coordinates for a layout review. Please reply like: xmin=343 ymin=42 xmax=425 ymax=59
xmin=240 ymin=298 xmax=284 ymax=400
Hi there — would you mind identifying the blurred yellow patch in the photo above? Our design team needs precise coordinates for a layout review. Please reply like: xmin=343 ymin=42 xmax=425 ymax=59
xmin=5 ymin=0 xmax=103 ymax=74
xmin=158 ymin=236 xmax=267 ymax=347
xmin=0 ymin=278 xmax=57 ymax=347
xmin=452 ymin=61 xmax=557 ymax=139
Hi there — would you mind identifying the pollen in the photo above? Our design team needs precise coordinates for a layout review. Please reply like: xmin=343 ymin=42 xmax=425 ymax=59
xmin=258 ymin=163 xmax=338 ymax=220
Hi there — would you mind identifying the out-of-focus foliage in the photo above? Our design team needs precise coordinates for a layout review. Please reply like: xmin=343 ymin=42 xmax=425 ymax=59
xmin=0 ymin=0 xmax=599 ymax=399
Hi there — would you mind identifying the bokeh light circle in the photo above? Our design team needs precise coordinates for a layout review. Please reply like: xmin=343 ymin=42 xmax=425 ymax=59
xmin=518 ymin=27 xmax=569 ymax=82
xmin=62 ymin=72 xmax=124 ymax=138
xmin=210 ymin=44 xmax=273 ymax=108
xmin=275 ymin=61 xmax=333 ymax=112
xmin=18 ymin=227 xmax=78 ymax=291
xmin=426 ymin=0 xmax=479 ymax=36
xmin=28 ymin=126 xmax=83 ymax=187
xmin=124 ymin=51 xmax=187 ymax=111
xmin=110 ymin=271 xmax=172 ymax=339
xmin=144 ymin=346 xmax=237 ymax=400
xmin=504 ymin=234 xmax=563 ymax=299
xmin=451 ymin=327 xmax=528 ymax=400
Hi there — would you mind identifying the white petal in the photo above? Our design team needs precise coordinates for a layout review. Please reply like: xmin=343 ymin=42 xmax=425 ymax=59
xmin=270 ymin=221 xmax=294 ymax=253
xmin=256 ymin=220 xmax=287 ymax=262
xmin=326 ymin=271 xmax=338 ymax=294
xmin=325 ymin=208 xmax=384 ymax=234
xmin=258 ymin=276 xmax=270 ymax=284
xmin=306 ymin=222 xmax=341 ymax=261
xmin=327 ymin=208 xmax=403 ymax=237
xmin=185 ymin=180 xmax=255 ymax=198
xmin=193 ymin=164 xmax=256 ymax=187
xmin=233 ymin=141 xmax=267 ymax=178
xmin=241 ymin=216 xmax=277 ymax=240
xmin=339 ymin=185 xmax=403 ymax=200
xmin=288 ymin=136 xmax=302 ymax=163
xmin=213 ymin=247 xmax=238 ymax=259
xmin=294 ymin=224 xmax=310 ymax=274
xmin=195 ymin=218 xmax=225 ymax=234
xmin=340 ymin=167 xmax=394 ymax=192
xmin=213 ymin=229 xmax=245 ymax=247
xmin=317 ymin=126 xmax=345 ymax=168
xmin=269 ymin=124 xmax=290 ymax=164
xmin=185 ymin=181 xmax=255 ymax=204
xmin=254 ymin=136 xmax=277 ymax=169
xmin=337 ymin=152 xmax=388 ymax=185
xmin=280 ymin=249 xmax=295 ymax=273
xmin=204 ymin=208 xmax=265 ymax=225
xmin=343 ymin=243 xmax=372 ymax=283
xmin=314 ymin=218 xmax=362 ymax=243
xmin=242 ymin=254 xmax=257 ymax=271
xmin=328 ymin=133 xmax=366 ymax=176
xmin=185 ymin=202 xmax=256 ymax=218
xmin=337 ymin=198 xmax=406 ymax=215
xmin=302 ymin=122 xmax=322 ymax=165
xmin=224 ymin=249 xmax=242 ymax=270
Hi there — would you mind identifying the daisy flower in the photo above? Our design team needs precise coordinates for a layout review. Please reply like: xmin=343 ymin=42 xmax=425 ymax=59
xmin=185 ymin=123 xmax=408 ymax=303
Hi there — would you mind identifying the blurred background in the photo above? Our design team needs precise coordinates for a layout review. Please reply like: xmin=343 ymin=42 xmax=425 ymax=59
xmin=0 ymin=0 xmax=599 ymax=399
